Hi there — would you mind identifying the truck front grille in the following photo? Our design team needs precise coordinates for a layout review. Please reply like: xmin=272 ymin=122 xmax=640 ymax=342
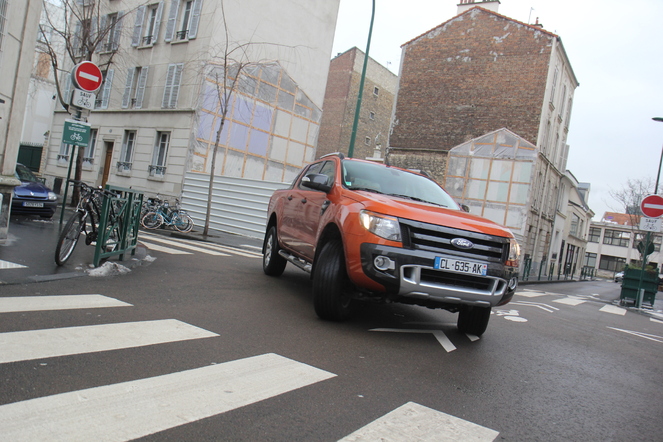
xmin=399 ymin=218 xmax=509 ymax=263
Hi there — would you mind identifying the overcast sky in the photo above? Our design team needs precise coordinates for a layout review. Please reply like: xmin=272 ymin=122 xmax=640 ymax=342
xmin=331 ymin=0 xmax=663 ymax=220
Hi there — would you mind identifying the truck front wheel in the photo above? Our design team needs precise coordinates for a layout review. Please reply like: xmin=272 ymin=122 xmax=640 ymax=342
xmin=313 ymin=240 xmax=354 ymax=321
xmin=457 ymin=306 xmax=491 ymax=336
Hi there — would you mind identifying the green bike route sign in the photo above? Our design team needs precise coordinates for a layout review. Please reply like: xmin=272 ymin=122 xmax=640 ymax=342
xmin=61 ymin=119 xmax=91 ymax=148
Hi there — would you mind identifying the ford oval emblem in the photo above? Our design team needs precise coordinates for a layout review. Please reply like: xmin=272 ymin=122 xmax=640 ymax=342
xmin=451 ymin=238 xmax=474 ymax=250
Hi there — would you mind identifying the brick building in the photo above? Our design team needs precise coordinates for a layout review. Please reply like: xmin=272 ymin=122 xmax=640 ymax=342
xmin=317 ymin=47 xmax=397 ymax=160
xmin=388 ymin=1 xmax=581 ymax=277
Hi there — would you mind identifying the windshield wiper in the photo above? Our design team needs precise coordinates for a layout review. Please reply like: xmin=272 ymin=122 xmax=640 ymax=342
xmin=387 ymin=193 xmax=447 ymax=207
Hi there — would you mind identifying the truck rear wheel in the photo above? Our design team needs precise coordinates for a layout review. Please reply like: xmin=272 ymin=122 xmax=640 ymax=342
xmin=457 ymin=306 xmax=491 ymax=336
xmin=313 ymin=240 xmax=354 ymax=321
xmin=263 ymin=226 xmax=287 ymax=276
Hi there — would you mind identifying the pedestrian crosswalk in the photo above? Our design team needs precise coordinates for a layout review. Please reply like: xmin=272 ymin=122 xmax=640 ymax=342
xmin=0 ymin=293 xmax=499 ymax=441
xmin=139 ymin=231 xmax=262 ymax=258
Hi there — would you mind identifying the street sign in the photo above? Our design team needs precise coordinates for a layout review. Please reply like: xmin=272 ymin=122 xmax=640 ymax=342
xmin=640 ymin=217 xmax=662 ymax=232
xmin=71 ymin=61 xmax=103 ymax=92
xmin=70 ymin=88 xmax=96 ymax=110
xmin=61 ymin=119 xmax=91 ymax=148
xmin=640 ymin=194 xmax=663 ymax=218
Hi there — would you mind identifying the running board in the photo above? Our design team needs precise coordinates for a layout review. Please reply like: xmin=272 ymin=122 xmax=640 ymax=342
xmin=278 ymin=250 xmax=312 ymax=273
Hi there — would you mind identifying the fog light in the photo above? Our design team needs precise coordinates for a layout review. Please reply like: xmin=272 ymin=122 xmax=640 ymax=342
xmin=374 ymin=255 xmax=395 ymax=271
xmin=508 ymin=277 xmax=518 ymax=290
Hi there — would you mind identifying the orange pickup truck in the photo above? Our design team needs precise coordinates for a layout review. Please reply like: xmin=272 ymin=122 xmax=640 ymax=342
xmin=262 ymin=153 xmax=520 ymax=336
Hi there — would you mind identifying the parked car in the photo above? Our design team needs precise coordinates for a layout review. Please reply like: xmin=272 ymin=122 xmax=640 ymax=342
xmin=614 ymin=271 xmax=624 ymax=283
xmin=262 ymin=153 xmax=520 ymax=336
xmin=11 ymin=163 xmax=58 ymax=218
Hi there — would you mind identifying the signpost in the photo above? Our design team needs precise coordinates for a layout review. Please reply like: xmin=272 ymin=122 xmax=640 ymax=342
xmin=635 ymin=194 xmax=663 ymax=308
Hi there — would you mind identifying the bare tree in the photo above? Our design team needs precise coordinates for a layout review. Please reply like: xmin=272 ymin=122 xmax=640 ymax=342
xmin=40 ymin=0 xmax=138 ymax=204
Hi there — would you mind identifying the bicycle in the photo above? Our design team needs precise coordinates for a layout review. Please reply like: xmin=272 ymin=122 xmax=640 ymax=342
xmin=54 ymin=181 xmax=122 ymax=266
xmin=141 ymin=198 xmax=194 ymax=233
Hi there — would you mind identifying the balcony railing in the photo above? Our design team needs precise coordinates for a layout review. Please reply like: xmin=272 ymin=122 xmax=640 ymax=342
xmin=148 ymin=165 xmax=167 ymax=176
xmin=175 ymin=29 xmax=189 ymax=40
xmin=117 ymin=161 xmax=132 ymax=172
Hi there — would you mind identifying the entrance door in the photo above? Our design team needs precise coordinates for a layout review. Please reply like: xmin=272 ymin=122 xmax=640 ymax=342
xmin=101 ymin=142 xmax=114 ymax=187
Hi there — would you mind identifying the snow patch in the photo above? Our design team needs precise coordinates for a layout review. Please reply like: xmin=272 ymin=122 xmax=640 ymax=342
xmin=87 ymin=262 xmax=131 ymax=277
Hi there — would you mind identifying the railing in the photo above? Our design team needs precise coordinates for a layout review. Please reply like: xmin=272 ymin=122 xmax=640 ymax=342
xmin=94 ymin=185 xmax=143 ymax=267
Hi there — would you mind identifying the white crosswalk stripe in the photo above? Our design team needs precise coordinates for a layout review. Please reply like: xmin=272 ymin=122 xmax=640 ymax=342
xmin=138 ymin=240 xmax=193 ymax=254
xmin=0 ymin=294 xmax=131 ymax=313
xmin=0 ymin=353 xmax=336 ymax=442
xmin=139 ymin=234 xmax=230 ymax=255
xmin=0 ymin=259 xmax=27 ymax=270
xmin=139 ymin=232 xmax=261 ymax=258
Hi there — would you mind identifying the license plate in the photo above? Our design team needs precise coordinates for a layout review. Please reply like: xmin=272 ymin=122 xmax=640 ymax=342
xmin=23 ymin=202 xmax=44 ymax=208
xmin=434 ymin=257 xmax=487 ymax=276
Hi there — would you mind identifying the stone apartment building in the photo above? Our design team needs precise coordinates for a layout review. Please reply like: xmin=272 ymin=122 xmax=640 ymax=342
xmin=41 ymin=0 xmax=339 ymax=209
xmin=387 ymin=1 xmax=583 ymax=277
xmin=316 ymin=47 xmax=397 ymax=161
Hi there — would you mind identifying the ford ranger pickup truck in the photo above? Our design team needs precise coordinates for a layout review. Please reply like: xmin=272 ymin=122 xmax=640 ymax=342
xmin=262 ymin=153 xmax=520 ymax=336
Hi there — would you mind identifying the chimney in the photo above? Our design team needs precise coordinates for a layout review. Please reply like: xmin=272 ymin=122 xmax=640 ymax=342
xmin=457 ymin=0 xmax=501 ymax=15
xmin=532 ymin=17 xmax=544 ymax=28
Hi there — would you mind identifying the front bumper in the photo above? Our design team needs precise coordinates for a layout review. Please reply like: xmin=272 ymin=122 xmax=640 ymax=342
xmin=360 ymin=243 xmax=517 ymax=309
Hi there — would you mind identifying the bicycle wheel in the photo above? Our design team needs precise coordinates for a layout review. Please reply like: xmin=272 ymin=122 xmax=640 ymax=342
xmin=141 ymin=211 xmax=164 ymax=229
xmin=55 ymin=212 xmax=85 ymax=266
xmin=172 ymin=212 xmax=194 ymax=233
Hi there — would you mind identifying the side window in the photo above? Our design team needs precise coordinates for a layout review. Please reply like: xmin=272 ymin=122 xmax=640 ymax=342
xmin=318 ymin=161 xmax=336 ymax=187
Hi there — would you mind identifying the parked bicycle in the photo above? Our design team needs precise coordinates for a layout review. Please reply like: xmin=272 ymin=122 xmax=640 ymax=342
xmin=141 ymin=197 xmax=194 ymax=232
xmin=54 ymin=181 xmax=123 ymax=266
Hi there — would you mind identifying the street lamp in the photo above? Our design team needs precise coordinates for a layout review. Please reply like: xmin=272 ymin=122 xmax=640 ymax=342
xmin=348 ymin=0 xmax=376 ymax=158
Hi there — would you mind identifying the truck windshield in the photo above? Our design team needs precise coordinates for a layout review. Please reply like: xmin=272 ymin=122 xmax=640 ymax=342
xmin=342 ymin=160 xmax=460 ymax=209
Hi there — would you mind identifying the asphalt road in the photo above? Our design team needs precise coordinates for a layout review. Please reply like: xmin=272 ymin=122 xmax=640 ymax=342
xmin=1 ymin=232 xmax=661 ymax=441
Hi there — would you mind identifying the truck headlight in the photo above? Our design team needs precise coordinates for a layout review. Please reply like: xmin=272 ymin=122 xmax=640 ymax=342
xmin=359 ymin=210 xmax=401 ymax=242
xmin=506 ymin=238 xmax=520 ymax=267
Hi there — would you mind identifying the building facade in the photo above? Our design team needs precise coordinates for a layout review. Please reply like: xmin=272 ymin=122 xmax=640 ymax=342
xmin=387 ymin=2 xmax=580 ymax=275
xmin=316 ymin=47 xmax=398 ymax=161
xmin=41 ymin=0 xmax=339 ymax=200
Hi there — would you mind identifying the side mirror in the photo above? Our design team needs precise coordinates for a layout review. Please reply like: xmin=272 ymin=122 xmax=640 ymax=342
xmin=301 ymin=173 xmax=332 ymax=193
xmin=460 ymin=204 xmax=470 ymax=213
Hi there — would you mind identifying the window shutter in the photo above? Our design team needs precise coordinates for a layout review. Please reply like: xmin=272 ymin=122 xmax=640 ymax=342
xmin=154 ymin=2 xmax=165 ymax=42
xmin=122 ymin=67 xmax=136 ymax=108
xmin=101 ymin=69 xmax=114 ymax=109
xmin=169 ymin=63 xmax=183 ymax=108
xmin=135 ymin=67 xmax=149 ymax=109
xmin=188 ymin=0 xmax=203 ymax=39
xmin=162 ymin=64 xmax=176 ymax=108
xmin=132 ymin=6 xmax=145 ymax=47
xmin=62 ymin=74 xmax=72 ymax=109
xmin=164 ymin=0 xmax=179 ymax=43
xmin=113 ymin=11 xmax=124 ymax=50
xmin=73 ymin=21 xmax=82 ymax=52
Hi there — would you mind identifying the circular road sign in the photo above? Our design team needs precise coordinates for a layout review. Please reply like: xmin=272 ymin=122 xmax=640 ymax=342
xmin=640 ymin=194 xmax=663 ymax=218
xmin=72 ymin=61 xmax=103 ymax=92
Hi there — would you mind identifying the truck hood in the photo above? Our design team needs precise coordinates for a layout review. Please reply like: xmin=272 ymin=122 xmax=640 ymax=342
xmin=349 ymin=190 xmax=513 ymax=239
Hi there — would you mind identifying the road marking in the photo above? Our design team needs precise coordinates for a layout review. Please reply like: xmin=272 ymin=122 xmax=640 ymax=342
xmin=138 ymin=240 xmax=193 ymax=254
xmin=138 ymin=233 xmax=230 ymax=256
xmin=0 ymin=319 xmax=218 ymax=364
xmin=608 ymin=327 xmax=663 ymax=343
xmin=370 ymin=328 xmax=462 ymax=352
xmin=599 ymin=305 xmax=627 ymax=316
xmin=0 ymin=353 xmax=335 ymax=442
xmin=140 ymin=232 xmax=261 ymax=258
xmin=0 ymin=259 xmax=27 ymax=269
xmin=652 ymin=318 xmax=663 ymax=324
xmin=515 ymin=290 xmax=546 ymax=298
xmin=339 ymin=401 xmax=499 ymax=441
xmin=553 ymin=297 xmax=587 ymax=306
xmin=510 ymin=301 xmax=559 ymax=313
xmin=0 ymin=295 xmax=131 ymax=313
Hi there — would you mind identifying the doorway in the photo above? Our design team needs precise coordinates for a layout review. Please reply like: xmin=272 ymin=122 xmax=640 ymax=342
xmin=101 ymin=141 xmax=114 ymax=188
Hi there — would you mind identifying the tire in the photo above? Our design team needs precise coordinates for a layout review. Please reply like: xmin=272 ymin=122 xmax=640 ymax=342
xmin=263 ymin=226 xmax=287 ymax=276
xmin=141 ymin=211 xmax=163 ymax=229
xmin=55 ymin=212 xmax=85 ymax=266
xmin=312 ymin=240 xmax=355 ymax=321
xmin=457 ymin=306 xmax=491 ymax=336
xmin=173 ymin=212 xmax=194 ymax=233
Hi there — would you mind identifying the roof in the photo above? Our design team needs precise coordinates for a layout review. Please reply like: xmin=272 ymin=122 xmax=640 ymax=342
xmin=601 ymin=212 xmax=641 ymax=226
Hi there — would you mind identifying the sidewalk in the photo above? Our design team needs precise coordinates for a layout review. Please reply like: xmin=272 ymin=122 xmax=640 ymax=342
xmin=0 ymin=208 xmax=262 ymax=285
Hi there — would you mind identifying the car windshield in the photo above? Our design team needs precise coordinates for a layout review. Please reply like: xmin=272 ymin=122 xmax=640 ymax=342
xmin=341 ymin=160 xmax=460 ymax=209
xmin=15 ymin=164 xmax=40 ymax=183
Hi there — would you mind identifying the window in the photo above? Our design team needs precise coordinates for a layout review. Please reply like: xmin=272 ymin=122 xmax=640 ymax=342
xmin=549 ymin=66 xmax=559 ymax=104
xmin=118 ymin=130 xmax=136 ymax=172
xmin=162 ymin=63 xmax=183 ymax=108
xmin=58 ymin=144 xmax=71 ymax=163
xmin=84 ymin=129 xmax=98 ymax=166
xmin=588 ymin=227 xmax=601 ymax=243
xmin=373 ymin=86 xmax=379 ymax=97
xmin=132 ymin=2 xmax=164 ymax=47
xmin=96 ymin=69 xmax=114 ymax=109
xmin=164 ymin=0 xmax=202 ymax=42
xmin=584 ymin=252 xmax=597 ymax=268
xmin=599 ymin=255 xmax=626 ymax=272
xmin=150 ymin=131 xmax=170 ymax=176
xmin=364 ymin=136 xmax=371 ymax=146
xmin=122 ymin=66 xmax=149 ymax=108
xmin=102 ymin=13 xmax=120 ymax=52
xmin=0 ymin=0 xmax=8 ymax=52
xmin=569 ymin=213 xmax=580 ymax=237
xmin=603 ymin=229 xmax=630 ymax=247
xmin=369 ymin=111 xmax=375 ymax=120
xmin=635 ymin=233 xmax=662 ymax=252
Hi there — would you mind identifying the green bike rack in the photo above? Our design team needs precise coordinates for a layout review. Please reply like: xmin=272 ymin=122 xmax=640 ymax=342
xmin=93 ymin=185 xmax=143 ymax=267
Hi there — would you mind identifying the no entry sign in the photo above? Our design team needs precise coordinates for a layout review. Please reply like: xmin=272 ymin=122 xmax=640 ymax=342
xmin=72 ymin=61 xmax=103 ymax=92
xmin=640 ymin=194 xmax=663 ymax=218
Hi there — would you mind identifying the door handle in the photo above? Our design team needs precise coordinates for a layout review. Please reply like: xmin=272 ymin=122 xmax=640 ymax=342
xmin=301 ymin=198 xmax=307 ymax=203
xmin=287 ymin=195 xmax=293 ymax=201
